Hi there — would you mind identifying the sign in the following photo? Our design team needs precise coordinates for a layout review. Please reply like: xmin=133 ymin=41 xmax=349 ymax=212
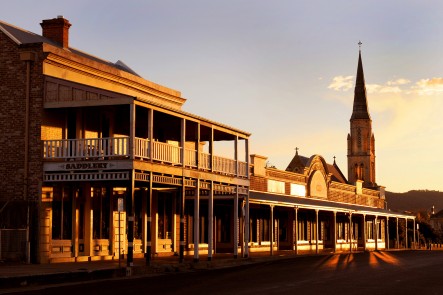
xmin=118 ymin=198 xmax=124 ymax=212
xmin=64 ymin=162 xmax=110 ymax=170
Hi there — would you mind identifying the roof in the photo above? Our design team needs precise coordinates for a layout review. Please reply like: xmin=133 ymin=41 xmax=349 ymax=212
xmin=351 ymin=50 xmax=371 ymax=120
xmin=0 ymin=19 xmax=251 ymax=137
xmin=0 ymin=20 xmax=140 ymax=77
xmin=286 ymin=152 xmax=348 ymax=184
xmin=250 ymin=191 xmax=414 ymax=218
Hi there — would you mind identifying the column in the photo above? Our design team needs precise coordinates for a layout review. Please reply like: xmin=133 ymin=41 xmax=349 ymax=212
xmin=179 ymin=181 xmax=185 ymax=263
xmin=270 ymin=205 xmax=274 ymax=256
xmin=209 ymin=128 xmax=214 ymax=171
xmin=146 ymin=173 xmax=152 ymax=265
xmin=374 ymin=216 xmax=378 ymax=251
xmin=234 ymin=136 xmax=238 ymax=176
xmin=193 ymin=179 xmax=200 ymax=262
xmin=333 ymin=212 xmax=337 ymax=253
xmin=148 ymin=108 xmax=153 ymax=161
xmin=349 ymin=213 xmax=352 ymax=253
xmin=413 ymin=218 xmax=416 ymax=250
xmin=208 ymin=181 xmax=214 ymax=261
xmin=396 ymin=217 xmax=399 ymax=249
xmin=129 ymin=102 xmax=135 ymax=160
xmin=294 ymin=207 xmax=298 ymax=255
xmin=363 ymin=214 xmax=367 ymax=251
xmin=181 ymin=118 xmax=185 ymax=167
xmin=84 ymin=185 xmax=92 ymax=258
xmin=315 ymin=210 xmax=319 ymax=254
xmin=141 ymin=188 xmax=147 ymax=264
xmin=244 ymin=189 xmax=250 ymax=258
xmin=72 ymin=188 xmax=78 ymax=258
xmin=126 ymin=171 xmax=135 ymax=267
xmin=234 ymin=186 xmax=239 ymax=258
xmin=405 ymin=218 xmax=408 ymax=249
xmin=386 ymin=217 xmax=390 ymax=250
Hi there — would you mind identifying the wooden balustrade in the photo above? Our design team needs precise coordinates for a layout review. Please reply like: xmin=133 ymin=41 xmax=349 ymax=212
xmin=43 ymin=137 xmax=129 ymax=159
xmin=43 ymin=137 xmax=247 ymax=177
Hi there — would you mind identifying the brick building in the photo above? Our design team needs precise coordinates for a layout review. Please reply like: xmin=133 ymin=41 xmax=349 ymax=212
xmin=0 ymin=17 xmax=249 ymax=263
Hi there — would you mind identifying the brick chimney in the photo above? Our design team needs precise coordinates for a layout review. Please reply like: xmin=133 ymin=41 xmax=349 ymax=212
xmin=40 ymin=16 xmax=71 ymax=48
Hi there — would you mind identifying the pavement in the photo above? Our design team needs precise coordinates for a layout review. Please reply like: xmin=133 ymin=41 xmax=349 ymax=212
xmin=1 ymin=247 xmax=440 ymax=293
xmin=0 ymin=251 xmax=300 ymax=293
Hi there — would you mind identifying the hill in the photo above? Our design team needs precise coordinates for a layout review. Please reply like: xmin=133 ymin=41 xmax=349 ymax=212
xmin=385 ymin=190 xmax=443 ymax=213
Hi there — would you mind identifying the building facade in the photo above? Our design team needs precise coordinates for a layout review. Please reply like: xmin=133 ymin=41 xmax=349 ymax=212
xmin=0 ymin=17 xmax=249 ymax=263
xmin=247 ymin=48 xmax=415 ymax=254
xmin=0 ymin=17 xmax=414 ymax=264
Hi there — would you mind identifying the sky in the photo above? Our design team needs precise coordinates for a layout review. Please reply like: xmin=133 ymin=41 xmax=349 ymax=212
xmin=1 ymin=0 xmax=443 ymax=193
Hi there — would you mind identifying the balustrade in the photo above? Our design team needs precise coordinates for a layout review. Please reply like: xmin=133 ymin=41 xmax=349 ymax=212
xmin=43 ymin=137 xmax=247 ymax=177
xmin=43 ymin=137 xmax=129 ymax=159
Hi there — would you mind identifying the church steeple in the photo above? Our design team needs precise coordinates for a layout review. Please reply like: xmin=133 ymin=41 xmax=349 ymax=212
xmin=351 ymin=46 xmax=371 ymax=120
xmin=347 ymin=43 xmax=376 ymax=188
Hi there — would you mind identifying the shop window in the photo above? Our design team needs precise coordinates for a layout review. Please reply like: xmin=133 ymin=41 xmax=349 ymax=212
xmin=134 ymin=190 xmax=143 ymax=239
xmin=52 ymin=187 xmax=72 ymax=240
xmin=92 ymin=187 xmax=110 ymax=239
xmin=157 ymin=193 xmax=172 ymax=240
xmin=260 ymin=218 xmax=270 ymax=242
xmin=298 ymin=219 xmax=306 ymax=241
xmin=367 ymin=220 xmax=373 ymax=239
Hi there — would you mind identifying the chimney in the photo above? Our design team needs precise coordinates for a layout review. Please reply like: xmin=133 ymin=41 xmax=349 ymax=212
xmin=40 ymin=16 xmax=71 ymax=48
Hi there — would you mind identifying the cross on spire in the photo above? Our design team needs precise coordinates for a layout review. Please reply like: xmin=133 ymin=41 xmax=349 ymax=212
xmin=295 ymin=147 xmax=299 ymax=155
xmin=358 ymin=40 xmax=362 ymax=51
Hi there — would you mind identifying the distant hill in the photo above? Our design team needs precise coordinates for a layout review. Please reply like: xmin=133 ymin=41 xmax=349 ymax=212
xmin=385 ymin=190 xmax=443 ymax=213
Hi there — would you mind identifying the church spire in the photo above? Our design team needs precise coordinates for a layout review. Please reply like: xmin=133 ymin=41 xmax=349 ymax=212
xmin=351 ymin=43 xmax=371 ymax=120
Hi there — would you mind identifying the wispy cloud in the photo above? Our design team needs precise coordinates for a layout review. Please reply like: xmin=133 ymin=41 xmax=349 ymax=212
xmin=411 ymin=77 xmax=443 ymax=95
xmin=327 ymin=75 xmax=354 ymax=91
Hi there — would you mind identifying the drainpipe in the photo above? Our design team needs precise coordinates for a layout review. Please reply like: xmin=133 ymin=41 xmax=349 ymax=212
xmin=20 ymin=51 xmax=35 ymax=264
xmin=20 ymin=52 xmax=35 ymax=198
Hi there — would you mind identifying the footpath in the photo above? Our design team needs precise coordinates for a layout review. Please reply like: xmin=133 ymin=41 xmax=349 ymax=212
xmin=0 ymin=252 xmax=293 ymax=293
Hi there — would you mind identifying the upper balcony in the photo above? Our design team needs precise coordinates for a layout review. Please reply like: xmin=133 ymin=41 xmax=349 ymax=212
xmin=42 ymin=136 xmax=248 ymax=178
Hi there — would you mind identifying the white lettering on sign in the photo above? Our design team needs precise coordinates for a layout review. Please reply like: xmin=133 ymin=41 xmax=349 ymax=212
xmin=65 ymin=163 xmax=109 ymax=170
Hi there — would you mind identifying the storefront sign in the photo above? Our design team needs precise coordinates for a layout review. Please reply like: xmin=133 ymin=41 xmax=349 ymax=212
xmin=65 ymin=162 xmax=110 ymax=170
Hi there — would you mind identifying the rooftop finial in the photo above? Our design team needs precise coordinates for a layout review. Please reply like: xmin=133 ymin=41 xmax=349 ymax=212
xmin=333 ymin=156 xmax=336 ymax=164
xmin=295 ymin=147 xmax=299 ymax=155
xmin=358 ymin=40 xmax=362 ymax=51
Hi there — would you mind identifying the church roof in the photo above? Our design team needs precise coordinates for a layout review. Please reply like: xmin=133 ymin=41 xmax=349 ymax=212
xmin=285 ymin=152 xmax=348 ymax=184
xmin=0 ymin=19 xmax=140 ymax=77
xmin=351 ymin=49 xmax=371 ymax=120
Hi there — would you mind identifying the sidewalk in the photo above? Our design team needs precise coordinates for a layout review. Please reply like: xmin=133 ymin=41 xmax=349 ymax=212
xmin=0 ymin=251 xmax=295 ymax=292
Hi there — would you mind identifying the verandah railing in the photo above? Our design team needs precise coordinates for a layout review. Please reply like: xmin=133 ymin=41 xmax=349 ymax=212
xmin=42 ymin=137 xmax=248 ymax=177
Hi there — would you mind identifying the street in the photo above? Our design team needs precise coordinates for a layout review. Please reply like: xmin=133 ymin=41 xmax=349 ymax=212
xmin=10 ymin=251 xmax=443 ymax=295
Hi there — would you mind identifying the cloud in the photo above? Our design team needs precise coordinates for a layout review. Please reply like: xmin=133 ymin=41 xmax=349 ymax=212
xmin=328 ymin=76 xmax=406 ymax=94
xmin=366 ymin=84 xmax=401 ymax=94
xmin=412 ymin=77 xmax=443 ymax=95
xmin=386 ymin=78 xmax=410 ymax=86
xmin=327 ymin=75 xmax=354 ymax=91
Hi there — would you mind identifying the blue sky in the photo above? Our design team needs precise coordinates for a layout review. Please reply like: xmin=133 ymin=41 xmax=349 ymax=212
xmin=2 ymin=0 xmax=443 ymax=192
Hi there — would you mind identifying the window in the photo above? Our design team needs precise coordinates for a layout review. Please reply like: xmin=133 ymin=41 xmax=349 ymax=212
xmin=92 ymin=187 xmax=110 ymax=239
xmin=268 ymin=180 xmax=285 ymax=194
xmin=367 ymin=220 xmax=374 ymax=240
xmin=290 ymin=183 xmax=306 ymax=197
xmin=52 ymin=187 xmax=72 ymax=240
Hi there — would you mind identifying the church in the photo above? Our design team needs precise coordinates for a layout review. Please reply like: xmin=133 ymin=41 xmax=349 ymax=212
xmin=247 ymin=48 xmax=415 ymax=254
xmin=0 ymin=16 xmax=414 ymax=264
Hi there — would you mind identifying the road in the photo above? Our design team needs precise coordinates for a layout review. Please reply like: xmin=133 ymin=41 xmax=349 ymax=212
xmin=11 ymin=251 xmax=443 ymax=295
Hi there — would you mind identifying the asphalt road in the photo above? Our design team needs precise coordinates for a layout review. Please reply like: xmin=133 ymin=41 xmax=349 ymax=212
xmin=11 ymin=251 xmax=443 ymax=295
